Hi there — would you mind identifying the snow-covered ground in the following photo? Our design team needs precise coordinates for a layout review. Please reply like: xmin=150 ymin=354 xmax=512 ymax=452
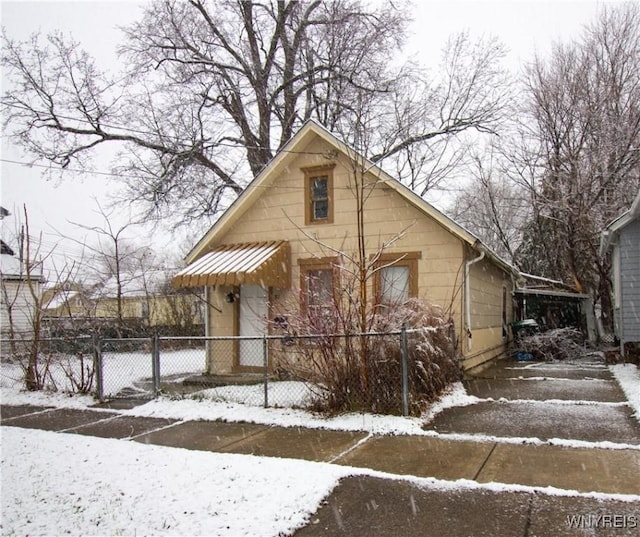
xmin=2 ymin=361 xmax=639 ymax=535
xmin=0 ymin=378 xmax=480 ymax=537
xmin=3 ymin=424 xmax=639 ymax=536
xmin=0 ymin=349 xmax=206 ymax=396
xmin=611 ymin=363 xmax=640 ymax=419
xmin=0 ymin=348 xmax=315 ymax=405
xmin=1 ymin=427 xmax=351 ymax=537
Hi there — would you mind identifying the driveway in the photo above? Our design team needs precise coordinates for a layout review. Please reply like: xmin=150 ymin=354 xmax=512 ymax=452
xmin=424 ymin=354 xmax=640 ymax=445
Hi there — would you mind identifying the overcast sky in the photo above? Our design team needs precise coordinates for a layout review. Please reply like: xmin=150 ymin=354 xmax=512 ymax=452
xmin=0 ymin=0 xmax=618 ymax=269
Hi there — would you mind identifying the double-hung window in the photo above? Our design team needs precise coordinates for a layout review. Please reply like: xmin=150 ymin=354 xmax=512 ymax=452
xmin=380 ymin=265 xmax=411 ymax=304
xmin=303 ymin=165 xmax=335 ymax=225
xmin=299 ymin=257 xmax=337 ymax=316
xmin=374 ymin=252 xmax=421 ymax=308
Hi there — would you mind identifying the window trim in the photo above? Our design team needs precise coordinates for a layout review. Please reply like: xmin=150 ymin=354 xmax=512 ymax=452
xmin=298 ymin=256 xmax=339 ymax=312
xmin=372 ymin=252 xmax=421 ymax=307
xmin=302 ymin=164 xmax=335 ymax=225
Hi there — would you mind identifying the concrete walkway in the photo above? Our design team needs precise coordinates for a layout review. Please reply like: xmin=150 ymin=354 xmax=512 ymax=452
xmin=2 ymin=355 xmax=639 ymax=536
xmin=427 ymin=355 xmax=640 ymax=445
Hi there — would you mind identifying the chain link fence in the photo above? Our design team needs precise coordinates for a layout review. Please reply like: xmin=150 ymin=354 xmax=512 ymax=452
xmin=1 ymin=336 xmax=96 ymax=394
xmin=2 ymin=324 xmax=458 ymax=416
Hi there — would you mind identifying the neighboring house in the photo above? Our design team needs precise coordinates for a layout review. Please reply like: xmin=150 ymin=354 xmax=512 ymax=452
xmin=42 ymin=282 xmax=96 ymax=325
xmin=44 ymin=272 xmax=204 ymax=336
xmin=1 ymin=241 xmax=44 ymax=339
xmin=173 ymin=121 xmax=519 ymax=374
xmin=601 ymin=190 xmax=640 ymax=357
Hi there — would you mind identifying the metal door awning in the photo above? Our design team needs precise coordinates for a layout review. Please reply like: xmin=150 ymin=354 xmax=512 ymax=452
xmin=172 ymin=241 xmax=290 ymax=288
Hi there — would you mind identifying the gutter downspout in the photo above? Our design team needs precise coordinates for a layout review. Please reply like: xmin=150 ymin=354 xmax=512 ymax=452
xmin=465 ymin=249 xmax=485 ymax=351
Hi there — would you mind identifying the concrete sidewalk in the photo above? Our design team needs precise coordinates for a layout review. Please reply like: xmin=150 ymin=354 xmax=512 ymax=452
xmin=2 ymin=401 xmax=639 ymax=496
xmin=2 ymin=356 xmax=639 ymax=536
xmin=2 ymin=402 xmax=640 ymax=536
xmin=295 ymin=476 xmax=640 ymax=537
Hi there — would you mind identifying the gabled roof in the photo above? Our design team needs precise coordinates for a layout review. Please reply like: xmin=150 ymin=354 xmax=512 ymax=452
xmin=601 ymin=189 xmax=640 ymax=253
xmin=0 ymin=253 xmax=23 ymax=278
xmin=185 ymin=120 xmax=518 ymax=277
xmin=1 ymin=240 xmax=15 ymax=256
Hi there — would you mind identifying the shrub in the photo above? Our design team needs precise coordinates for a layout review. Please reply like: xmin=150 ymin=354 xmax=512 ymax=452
xmin=277 ymin=298 xmax=462 ymax=416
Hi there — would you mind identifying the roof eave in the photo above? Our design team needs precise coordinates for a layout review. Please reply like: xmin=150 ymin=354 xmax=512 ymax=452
xmin=185 ymin=121 xmax=326 ymax=263
xmin=184 ymin=120 xmax=519 ymax=280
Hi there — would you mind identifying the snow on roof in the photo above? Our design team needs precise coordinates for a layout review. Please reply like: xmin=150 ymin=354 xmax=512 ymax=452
xmin=0 ymin=253 xmax=24 ymax=278
xmin=1 ymin=240 xmax=15 ymax=255
xmin=0 ymin=251 xmax=44 ymax=281
xmin=601 ymin=189 xmax=640 ymax=254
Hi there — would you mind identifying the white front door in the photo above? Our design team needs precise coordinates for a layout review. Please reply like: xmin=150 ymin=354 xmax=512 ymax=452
xmin=239 ymin=285 xmax=268 ymax=367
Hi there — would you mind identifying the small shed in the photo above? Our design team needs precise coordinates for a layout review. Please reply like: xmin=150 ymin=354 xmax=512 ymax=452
xmin=1 ymin=247 xmax=44 ymax=338
xmin=513 ymin=288 xmax=596 ymax=341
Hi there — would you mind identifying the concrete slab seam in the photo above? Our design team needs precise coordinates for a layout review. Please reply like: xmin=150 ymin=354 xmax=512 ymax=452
xmin=523 ymin=494 xmax=534 ymax=537
xmin=0 ymin=407 xmax=56 ymax=422
xmin=496 ymin=377 xmax=614 ymax=382
xmin=473 ymin=442 xmax=498 ymax=481
xmin=357 ymin=468 xmax=640 ymax=502
xmin=212 ymin=425 xmax=271 ymax=451
xmin=128 ymin=419 xmax=186 ymax=441
xmin=464 ymin=397 xmax=629 ymax=407
xmin=59 ymin=414 xmax=123 ymax=433
xmin=422 ymin=431 xmax=640 ymax=451
xmin=328 ymin=433 xmax=373 ymax=464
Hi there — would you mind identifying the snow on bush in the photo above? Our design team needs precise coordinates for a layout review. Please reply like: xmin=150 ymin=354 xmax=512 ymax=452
xmin=276 ymin=298 xmax=462 ymax=416
xmin=516 ymin=327 xmax=585 ymax=361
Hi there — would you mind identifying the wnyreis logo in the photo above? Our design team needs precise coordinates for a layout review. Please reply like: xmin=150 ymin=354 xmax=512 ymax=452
xmin=566 ymin=514 xmax=638 ymax=529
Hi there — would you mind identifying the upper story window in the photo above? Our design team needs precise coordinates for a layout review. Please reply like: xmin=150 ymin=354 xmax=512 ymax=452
xmin=311 ymin=177 xmax=329 ymax=220
xmin=303 ymin=165 xmax=335 ymax=225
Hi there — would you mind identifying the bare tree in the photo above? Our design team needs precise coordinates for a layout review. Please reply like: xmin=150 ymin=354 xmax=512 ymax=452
xmin=450 ymin=151 xmax=529 ymax=263
xmin=1 ymin=207 xmax=56 ymax=389
xmin=66 ymin=204 xmax=148 ymax=333
xmin=510 ymin=3 xmax=640 ymax=328
xmin=2 ymin=1 xmax=510 ymax=229
xmin=2 ymin=0 xmax=405 ymax=224
xmin=374 ymin=32 xmax=512 ymax=195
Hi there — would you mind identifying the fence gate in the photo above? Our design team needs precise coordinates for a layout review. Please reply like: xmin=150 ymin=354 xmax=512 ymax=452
xmin=95 ymin=336 xmax=160 ymax=400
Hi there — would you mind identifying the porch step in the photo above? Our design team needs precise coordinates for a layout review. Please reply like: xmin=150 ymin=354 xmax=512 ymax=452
xmin=182 ymin=373 xmax=266 ymax=387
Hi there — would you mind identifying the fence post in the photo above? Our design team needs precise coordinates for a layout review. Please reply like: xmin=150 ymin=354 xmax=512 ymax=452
xmin=401 ymin=324 xmax=409 ymax=417
xmin=263 ymin=335 xmax=269 ymax=408
xmin=151 ymin=334 xmax=161 ymax=397
xmin=93 ymin=332 xmax=104 ymax=401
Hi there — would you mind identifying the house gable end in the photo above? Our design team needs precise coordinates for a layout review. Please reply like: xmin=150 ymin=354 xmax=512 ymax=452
xmin=185 ymin=121 xmax=510 ymax=270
